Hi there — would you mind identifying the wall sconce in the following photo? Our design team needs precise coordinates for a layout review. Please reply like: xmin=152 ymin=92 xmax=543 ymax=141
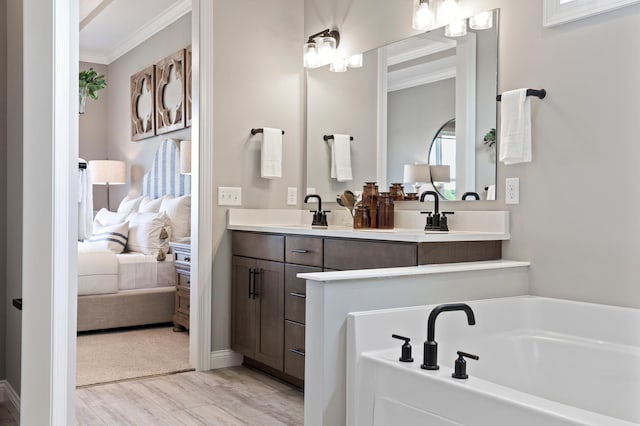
xmin=89 ymin=160 xmax=126 ymax=211
xmin=469 ymin=11 xmax=493 ymax=30
xmin=180 ymin=140 xmax=192 ymax=175
xmin=437 ymin=0 xmax=460 ymax=23
xmin=445 ymin=18 xmax=467 ymax=37
xmin=413 ymin=0 xmax=434 ymax=30
xmin=303 ymin=29 xmax=340 ymax=69
xmin=347 ymin=53 xmax=363 ymax=68
xmin=330 ymin=56 xmax=348 ymax=73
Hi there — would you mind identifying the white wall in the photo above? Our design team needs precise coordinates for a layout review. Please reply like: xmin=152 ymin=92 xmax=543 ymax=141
xmin=210 ymin=0 xmax=305 ymax=351
xmin=5 ymin=0 xmax=22 ymax=393
xmin=106 ymin=13 xmax=192 ymax=203
xmin=79 ymin=61 xmax=109 ymax=209
xmin=0 ymin=0 xmax=7 ymax=383
xmin=305 ymin=0 xmax=640 ymax=308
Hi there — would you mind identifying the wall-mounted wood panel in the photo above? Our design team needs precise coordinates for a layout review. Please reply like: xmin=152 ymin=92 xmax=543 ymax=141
xmin=130 ymin=65 xmax=156 ymax=141
xmin=155 ymin=48 xmax=186 ymax=135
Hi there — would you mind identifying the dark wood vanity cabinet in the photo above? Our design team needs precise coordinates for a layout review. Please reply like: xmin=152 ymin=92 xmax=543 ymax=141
xmin=231 ymin=230 xmax=501 ymax=387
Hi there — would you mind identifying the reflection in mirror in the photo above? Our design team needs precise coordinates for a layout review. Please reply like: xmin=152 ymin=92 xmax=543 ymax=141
xmin=306 ymin=9 xmax=499 ymax=201
xmin=428 ymin=118 xmax=456 ymax=200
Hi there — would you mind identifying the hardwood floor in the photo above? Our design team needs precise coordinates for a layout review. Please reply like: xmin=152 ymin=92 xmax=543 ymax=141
xmin=76 ymin=366 xmax=303 ymax=425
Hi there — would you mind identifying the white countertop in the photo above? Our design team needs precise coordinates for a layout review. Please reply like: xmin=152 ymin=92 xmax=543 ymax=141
xmin=297 ymin=260 xmax=530 ymax=283
xmin=227 ymin=209 xmax=510 ymax=243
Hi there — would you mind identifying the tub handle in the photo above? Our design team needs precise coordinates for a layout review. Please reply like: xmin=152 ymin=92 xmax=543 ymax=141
xmin=452 ymin=350 xmax=479 ymax=380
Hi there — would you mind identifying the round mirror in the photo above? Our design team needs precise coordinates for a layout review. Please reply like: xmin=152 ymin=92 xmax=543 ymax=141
xmin=427 ymin=118 xmax=456 ymax=200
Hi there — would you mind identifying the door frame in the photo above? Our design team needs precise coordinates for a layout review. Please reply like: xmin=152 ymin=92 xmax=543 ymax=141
xmin=20 ymin=0 xmax=213 ymax=422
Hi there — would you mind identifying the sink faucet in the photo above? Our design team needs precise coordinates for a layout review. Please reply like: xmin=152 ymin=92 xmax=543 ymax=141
xmin=304 ymin=194 xmax=329 ymax=227
xmin=421 ymin=303 xmax=476 ymax=370
xmin=420 ymin=190 xmax=441 ymax=230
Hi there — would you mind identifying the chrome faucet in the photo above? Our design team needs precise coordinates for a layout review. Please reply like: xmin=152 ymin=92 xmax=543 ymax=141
xmin=421 ymin=303 xmax=476 ymax=370
xmin=304 ymin=194 xmax=329 ymax=227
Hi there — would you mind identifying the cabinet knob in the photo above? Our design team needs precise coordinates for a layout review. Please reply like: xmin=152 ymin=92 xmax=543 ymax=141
xmin=184 ymin=256 xmax=191 ymax=262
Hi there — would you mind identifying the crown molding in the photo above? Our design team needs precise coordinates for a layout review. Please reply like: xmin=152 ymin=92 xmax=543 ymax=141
xmin=79 ymin=51 xmax=109 ymax=65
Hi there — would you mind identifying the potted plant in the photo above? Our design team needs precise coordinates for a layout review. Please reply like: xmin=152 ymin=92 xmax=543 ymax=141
xmin=79 ymin=68 xmax=107 ymax=114
xmin=483 ymin=128 xmax=496 ymax=147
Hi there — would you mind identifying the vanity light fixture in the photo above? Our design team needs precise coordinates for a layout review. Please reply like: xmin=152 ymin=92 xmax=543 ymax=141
xmin=303 ymin=29 xmax=340 ymax=69
xmin=445 ymin=18 xmax=467 ymax=37
xmin=330 ymin=56 xmax=348 ymax=73
xmin=347 ymin=53 xmax=363 ymax=68
xmin=437 ymin=0 xmax=460 ymax=24
xmin=412 ymin=0 xmax=434 ymax=30
xmin=469 ymin=11 xmax=493 ymax=30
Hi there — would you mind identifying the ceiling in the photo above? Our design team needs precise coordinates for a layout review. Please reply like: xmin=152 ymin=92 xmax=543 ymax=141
xmin=79 ymin=0 xmax=191 ymax=65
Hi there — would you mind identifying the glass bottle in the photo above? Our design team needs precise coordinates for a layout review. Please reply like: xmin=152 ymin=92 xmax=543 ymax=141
xmin=389 ymin=183 xmax=405 ymax=201
xmin=377 ymin=192 xmax=395 ymax=229
xmin=353 ymin=204 xmax=370 ymax=229
xmin=362 ymin=182 xmax=379 ymax=228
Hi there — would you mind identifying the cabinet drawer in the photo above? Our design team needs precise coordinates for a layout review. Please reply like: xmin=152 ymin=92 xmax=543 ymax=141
xmin=285 ymin=264 xmax=320 ymax=324
xmin=285 ymin=236 xmax=323 ymax=267
xmin=175 ymin=251 xmax=192 ymax=264
xmin=323 ymin=238 xmax=417 ymax=270
xmin=232 ymin=231 xmax=284 ymax=262
xmin=178 ymin=273 xmax=190 ymax=288
xmin=284 ymin=320 xmax=305 ymax=381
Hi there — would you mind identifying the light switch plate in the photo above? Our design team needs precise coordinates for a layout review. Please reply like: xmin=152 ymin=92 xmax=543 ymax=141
xmin=218 ymin=187 xmax=242 ymax=206
xmin=505 ymin=178 xmax=519 ymax=205
xmin=287 ymin=187 xmax=297 ymax=206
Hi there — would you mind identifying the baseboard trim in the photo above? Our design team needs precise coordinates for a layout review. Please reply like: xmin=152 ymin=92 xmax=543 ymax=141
xmin=0 ymin=380 xmax=20 ymax=418
xmin=209 ymin=350 xmax=243 ymax=369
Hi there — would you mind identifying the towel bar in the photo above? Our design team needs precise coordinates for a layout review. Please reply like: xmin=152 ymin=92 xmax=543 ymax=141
xmin=496 ymin=88 xmax=546 ymax=102
xmin=251 ymin=128 xmax=285 ymax=135
xmin=323 ymin=135 xmax=354 ymax=142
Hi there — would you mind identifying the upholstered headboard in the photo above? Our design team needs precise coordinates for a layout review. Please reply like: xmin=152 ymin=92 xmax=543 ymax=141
xmin=142 ymin=139 xmax=191 ymax=198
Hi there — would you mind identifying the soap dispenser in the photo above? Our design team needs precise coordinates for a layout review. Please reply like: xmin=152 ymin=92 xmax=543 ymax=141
xmin=391 ymin=334 xmax=414 ymax=362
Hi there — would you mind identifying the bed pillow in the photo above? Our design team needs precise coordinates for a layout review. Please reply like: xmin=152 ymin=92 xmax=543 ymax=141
xmin=160 ymin=194 xmax=191 ymax=240
xmin=127 ymin=211 xmax=171 ymax=257
xmin=85 ymin=221 xmax=129 ymax=254
xmin=117 ymin=195 xmax=144 ymax=217
xmin=93 ymin=208 xmax=127 ymax=233
xmin=138 ymin=196 xmax=164 ymax=213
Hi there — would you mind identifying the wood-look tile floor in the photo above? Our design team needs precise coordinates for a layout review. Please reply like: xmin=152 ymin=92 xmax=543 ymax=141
xmin=76 ymin=366 xmax=304 ymax=425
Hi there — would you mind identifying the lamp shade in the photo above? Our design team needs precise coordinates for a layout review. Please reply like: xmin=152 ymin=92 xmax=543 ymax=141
xmin=180 ymin=140 xmax=192 ymax=175
xmin=430 ymin=164 xmax=451 ymax=182
xmin=89 ymin=160 xmax=126 ymax=185
xmin=403 ymin=163 xmax=430 ymax=184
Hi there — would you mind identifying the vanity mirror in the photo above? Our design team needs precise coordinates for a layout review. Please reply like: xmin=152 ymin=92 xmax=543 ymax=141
xmin=306 ymin=9 xmax=499 ymax=202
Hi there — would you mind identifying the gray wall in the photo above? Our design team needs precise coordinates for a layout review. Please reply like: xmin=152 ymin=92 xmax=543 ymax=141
xmin=210 ymin=0 xmax=305 ymax=351
xmin=0 ymin=0 xmax=7 ymax=383
xmin=306 ymin=0 xmax=640 ymax=308
xmin=5 ymin=0 xmax=22 ymax=393
xmin=106 ymin=13 xmax=192 ymax=203
xmin=79 ymin=61 xmax=109 ymax=209
xmin=387 ymin=78 xmax=456 ymax=184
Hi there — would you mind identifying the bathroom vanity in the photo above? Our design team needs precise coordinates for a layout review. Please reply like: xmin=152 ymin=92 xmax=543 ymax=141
xmin=228 ymin=209 xmax=510 ymax=388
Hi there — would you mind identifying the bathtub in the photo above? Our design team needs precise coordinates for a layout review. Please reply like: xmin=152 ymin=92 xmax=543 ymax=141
xmin=346 ymin=296 xmax=640 ymax=426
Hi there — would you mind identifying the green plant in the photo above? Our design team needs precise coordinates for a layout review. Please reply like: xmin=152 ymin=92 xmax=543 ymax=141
xmin=483 ymin=128 xmax=496 ymax=147
xmin=79 ymin=68 xmax=107 ymax=100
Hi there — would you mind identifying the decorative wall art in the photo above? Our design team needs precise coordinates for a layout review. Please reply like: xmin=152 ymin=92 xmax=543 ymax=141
xmin=155 ymin=48 xmax=186 ymax=135
xmin=185 ymin=45 xmax=192 ymax=127
xmin=543 ymin=0 xmax=640 ymax=27
xmin=130 ymin=65 xmax=156 ymax=141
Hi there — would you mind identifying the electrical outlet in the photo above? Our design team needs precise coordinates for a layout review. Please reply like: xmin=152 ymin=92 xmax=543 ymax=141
xmin=505 ymin=178 xmax=519 ymax=205
xmin=287 ymin=187 xmax=297 ymax=206
xmin=218 ymin=187 xmax=242 ymax=206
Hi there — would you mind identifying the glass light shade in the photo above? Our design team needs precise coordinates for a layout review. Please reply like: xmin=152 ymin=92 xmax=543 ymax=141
xmin=412 ymin=0 xmax=434 ymax=30
xmin=437 ymin=0 xmax=459 ymax=23
xmin=303 ymin=41 xmax=320 ymax=68
xmin=330 ymin=56 xmax=348 ymax=73
xmin=180 ymin=140 xmax=192 ymax=175
xmin=317 ymin=36 xmax=337 ymax=66
xmin=469 ymin=11 xmax=493 ymax=30
xmin=347 ymin=53 xmax=363 ymax=68
xmin=445 ymin=18 xmax=467 ymax=37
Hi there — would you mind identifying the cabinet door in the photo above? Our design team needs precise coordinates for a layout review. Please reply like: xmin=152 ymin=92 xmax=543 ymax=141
xmin=254 ymin=259 xmax=285 ymax=370
xmin=231 ymin=256 xmax=256 ymax=358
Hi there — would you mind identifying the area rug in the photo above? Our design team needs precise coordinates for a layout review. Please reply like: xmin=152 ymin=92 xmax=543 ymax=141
xmin=76 ymin=326 xmax=192 ymax=387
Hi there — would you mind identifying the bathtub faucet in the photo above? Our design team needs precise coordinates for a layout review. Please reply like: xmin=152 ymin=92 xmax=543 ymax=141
xmin=421 ymin=303 xmax=476 ymax=371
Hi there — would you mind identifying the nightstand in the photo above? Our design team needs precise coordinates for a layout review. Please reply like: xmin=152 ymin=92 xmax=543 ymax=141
xmin=169 ymin=242 xmax=191 ymax=331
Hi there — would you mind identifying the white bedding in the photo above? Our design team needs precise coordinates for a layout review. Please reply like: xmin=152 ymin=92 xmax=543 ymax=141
xmin=78 ymin=243 xmax=175 ymax=295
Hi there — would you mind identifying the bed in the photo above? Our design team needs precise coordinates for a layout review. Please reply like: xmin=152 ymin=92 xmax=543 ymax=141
xmin=77 ymin=139 xmax=191 ymax=332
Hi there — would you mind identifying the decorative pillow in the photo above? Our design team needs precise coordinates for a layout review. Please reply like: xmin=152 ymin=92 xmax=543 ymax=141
xmin=117 ymin=195 xmax=144 ymax=217
xmin=86 ymin=221 xmax=129 ymax=254
xmin=93 ymin=208 xmax=127 ymax=233
xmin=160 ymin=194 xmax=191 ymax=240
xmin=126 ymin=211 xmax=171 ymax=257
xmin=138 ymin=196 xmax=164 ymax=213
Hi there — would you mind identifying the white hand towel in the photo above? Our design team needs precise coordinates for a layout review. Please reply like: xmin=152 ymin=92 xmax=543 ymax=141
xmin=330 ymin=134 xmax=353 ymax=182
xmin=499 ymin=89 xmax=532 ymax=165
xmin=260 ymin=127 xmax=283 ymax=179
xmin=486 ymin=184 xmax=496 ymax=201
